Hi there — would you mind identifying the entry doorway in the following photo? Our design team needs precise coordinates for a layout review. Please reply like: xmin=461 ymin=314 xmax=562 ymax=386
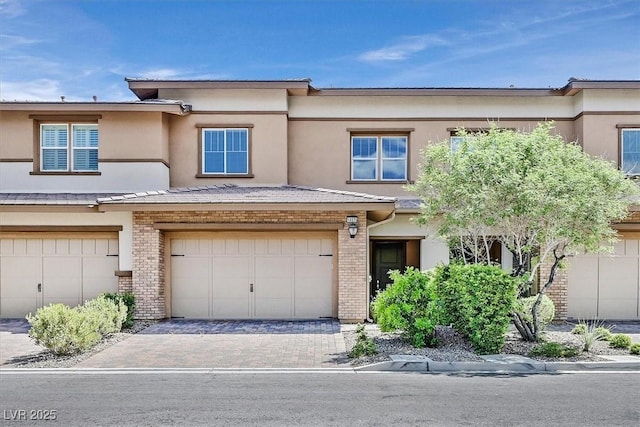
xmin=370 ymin=240 xmax=420 ymax=301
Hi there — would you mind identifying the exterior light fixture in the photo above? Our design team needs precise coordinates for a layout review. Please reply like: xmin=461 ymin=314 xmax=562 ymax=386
xmin=346 ymin=215 xmax=358 ymax=238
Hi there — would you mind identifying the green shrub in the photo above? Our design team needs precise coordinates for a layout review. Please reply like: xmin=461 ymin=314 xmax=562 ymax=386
xmin=432 ymin=263 xmax=518 ymax=354
xmin=630 ymin=343 xmax=640 ymax=355
xmin=348 ymin=324 xmax=377 ymax=358
xmin=26 ymin=304 xmax=102 ymax=355
xmin=81 ymin=295 xmax=127 ymax=335
xmin=609 ymin=334 xmax=632 ymax=349
xmin=571 ymin=324 xmax=587 ymax=335
xmin=593 ymin=326 xmax=613 ymax=341
xmin=529 ymin=342 xmax=580 ymax=358
xmin=103 ymin=292 xmax=136 ymax=328
xmin=513 ymin=295 xmax=555 ymax=333
xmin=371 ymin=267 xmax=442 ymax=347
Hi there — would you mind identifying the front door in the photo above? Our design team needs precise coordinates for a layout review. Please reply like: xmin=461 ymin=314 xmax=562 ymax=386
xmin=371 ymin=241 xmax=406 ymax=300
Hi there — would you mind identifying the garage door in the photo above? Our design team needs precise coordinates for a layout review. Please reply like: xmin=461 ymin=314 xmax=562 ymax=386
xmin=567 ymin=237 xmax=640 ymax=319
xmin=170 ymin=234 xmax=334 ymax=319
xmin=0 ymin=237 xmax=119 ymax=318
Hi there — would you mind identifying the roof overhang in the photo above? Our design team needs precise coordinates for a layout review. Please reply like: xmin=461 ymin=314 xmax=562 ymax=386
xmin=126 ymin=78 xmax=312 ymax=100
xmin=0 ymin=101 xmax=190 ymax=115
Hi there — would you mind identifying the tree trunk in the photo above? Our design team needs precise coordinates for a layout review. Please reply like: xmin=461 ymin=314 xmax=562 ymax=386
xmin=514 ymin=246 xmax=566 ymax=342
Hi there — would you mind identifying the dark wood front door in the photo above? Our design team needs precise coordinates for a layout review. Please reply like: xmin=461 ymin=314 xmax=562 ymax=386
xmin=371 ymin=241 xmax=406 ymax=300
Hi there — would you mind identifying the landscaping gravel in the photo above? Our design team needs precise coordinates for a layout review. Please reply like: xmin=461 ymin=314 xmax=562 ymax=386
xmin=343 ymin=323 xmax=640 ymax=367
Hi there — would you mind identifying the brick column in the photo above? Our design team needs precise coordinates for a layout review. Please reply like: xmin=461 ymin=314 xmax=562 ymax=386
xmin=117 ymin=276 xmax=133 ymax=293
xmin=337 ymin=212 xmax=368 ymax=322
xmin=132 ymin=212 xmax=166 ymax=319
xmin=540 ymin=259 xmax=568 ymax=320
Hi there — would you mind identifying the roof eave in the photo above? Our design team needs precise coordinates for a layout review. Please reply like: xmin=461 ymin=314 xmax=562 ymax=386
xmin=125 ymin=78 xmax=312 ymax=100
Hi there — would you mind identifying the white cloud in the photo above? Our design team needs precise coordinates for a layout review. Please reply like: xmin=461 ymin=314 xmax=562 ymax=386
xmin=0 ymin=79 xmax=62 ymax=101
xmin=0 ymin=0 xmax=26 ymax=19
xmin=358 ymin=35 xmax=447 ymax=62
xmin=136 ymin=68 xmax=187 ymax=79
xmin=0 ymin=34 xmax=40 ymax=50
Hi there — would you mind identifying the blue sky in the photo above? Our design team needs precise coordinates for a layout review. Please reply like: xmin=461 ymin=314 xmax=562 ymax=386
xmin=1 ymin=0 xmax=638 ymax=101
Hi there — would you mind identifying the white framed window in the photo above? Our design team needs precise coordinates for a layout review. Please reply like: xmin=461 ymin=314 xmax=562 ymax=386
xmin=40 ymin=124 xmax=98 ymax=171
xmin=202 ymin=128 xmax=249 ymax=174
xmin=621 ymin=128 xmax=640 ymax=176
xmin=351 ymin=135 xmax=407 ymax=181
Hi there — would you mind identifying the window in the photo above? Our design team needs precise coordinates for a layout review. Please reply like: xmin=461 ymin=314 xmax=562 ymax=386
xmin=450 ymin=136 xmax=468 ymax=152
xmin=202 ymin=128 xmax=249 ymax=175
xmin=351 ymin=135 xmax=407 ymax=181
xmin=621 ymin=128 xmax=640 ymax=175
xmin=40 ymin=124 xmax=98 ymax=171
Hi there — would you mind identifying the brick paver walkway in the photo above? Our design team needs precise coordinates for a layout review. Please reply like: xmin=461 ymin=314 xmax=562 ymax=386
xmin=76 ymin=320 xmax=349 ymax=369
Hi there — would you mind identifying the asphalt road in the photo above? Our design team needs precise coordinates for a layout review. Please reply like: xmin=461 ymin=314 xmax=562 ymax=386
xmin=0 ymin=371 xmax=638 ymax=426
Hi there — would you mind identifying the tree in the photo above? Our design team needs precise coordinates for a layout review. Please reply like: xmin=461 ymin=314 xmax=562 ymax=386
xmin=411 ymin=122 xmax=639 ymax=341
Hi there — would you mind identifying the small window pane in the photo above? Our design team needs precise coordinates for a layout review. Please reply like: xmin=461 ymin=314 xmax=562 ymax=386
xmin=41 ymin=125 xmax=68 ymax=148
xmin=622 ymin=129 xmax=640 ymax=175
xmin=382 ymin=137 xmax=407 ymax=158
xmin=73 ymin=149 xmax=98 ymax=171
xmin=353 ymin=159 xmax=377 ymax=180
xmin=42 ymin=149 xmax=67 ymax=170
xmin=204 ymin=152 xmax=224 ymax=173
xmin=227 ymin=152 xmax=248 ymax=173
xmin=382 ymin=159 xmax=407 ymax=180
xmin=352 ymin=137 xmax=377 ymax=158
xmin=73 ymin=125 xmax=98 ymax=148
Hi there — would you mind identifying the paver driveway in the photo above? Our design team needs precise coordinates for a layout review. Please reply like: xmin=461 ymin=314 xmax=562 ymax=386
xmin=77 ymin=320 xmax=349 ymax=369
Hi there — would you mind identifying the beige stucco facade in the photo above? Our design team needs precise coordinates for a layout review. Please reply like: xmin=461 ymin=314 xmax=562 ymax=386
xmin=1 ymin=78 xmax=639 ymax=321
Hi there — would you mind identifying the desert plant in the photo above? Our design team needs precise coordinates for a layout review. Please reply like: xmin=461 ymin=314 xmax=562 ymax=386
xmin=609 ymin=334 xmax=632 ymax=349
xmin=529 ymin=341 xmax=580 ymax=358
xmin=432 ymin=263 xmax=517 ymax=354
xmin=26 ymin=304 xmax=102 ymax=355
xmin=348 ymin=324 xmax=376 ymax=358
xmin=513 ymin=294 xmax=555 ymax=335
xmin=371 ymin=267 xmax=442 ymax=347
xmin=630 ymin=343 xmax=640 ymax=355
xmin=103 ymin=292 xmax=136 ymax=328
xmin=573 ymin=319 xmax=611 ymax=352
xmin=571 ymin=324 xmax=587 ymax=335
xmin=80 ymin=295 xmax=127 ymax=335
xmin=594 ymin=326 xmax=613 ymax=341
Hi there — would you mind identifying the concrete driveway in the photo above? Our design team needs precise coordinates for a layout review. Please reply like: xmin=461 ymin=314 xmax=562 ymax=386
xmin=0 ymin=319 xmax=42 ymax=367
xmin=76 ymin=319 xmax=349 ymax=369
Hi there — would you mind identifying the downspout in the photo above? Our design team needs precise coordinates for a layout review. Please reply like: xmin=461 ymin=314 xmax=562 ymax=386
xmin=365 ymin=211 xmax=396 ymax=322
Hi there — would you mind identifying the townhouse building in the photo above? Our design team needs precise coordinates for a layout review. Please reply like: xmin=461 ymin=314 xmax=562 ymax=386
xmin=1 ymin=78 xmax=638 ymax=321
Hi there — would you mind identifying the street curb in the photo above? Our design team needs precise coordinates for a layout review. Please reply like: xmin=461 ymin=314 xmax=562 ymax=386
xmin=353 ymin=356 xmax=640 ymax=373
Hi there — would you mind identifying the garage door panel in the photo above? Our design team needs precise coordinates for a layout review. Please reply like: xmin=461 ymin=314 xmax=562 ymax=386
xmin=599 ymin=258 xmax=638 ymax=297
xmin=83 ymin=256 xmax=118 ymax=301
xmin=172 ymin=256 xmax=209 ymax=318
xmin=295 ymin=256 xmax=333 ymax=318
xmin=568 ymin=239 xmax=640 ymax=320
xmin=43 ymin=256 xmax=82 ymax=307
xmin=0 ymin=256 xmax=39 ymax=317
xmin=212 ymin=257 xmax=251 ymax=318
xmin=567 ymin=256 xmax=599 ymax=318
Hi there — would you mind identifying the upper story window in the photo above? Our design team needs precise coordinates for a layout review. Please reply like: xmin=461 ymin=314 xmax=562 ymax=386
xmin=201 ymin=128 xmax=250 ymax=175
xmin=351 ymin=135 xmax=407 ymax=181
xmin=621 ymin=128 xmax=640 ymax=176
xmin=40 ymin=124 xmax=98 ymax=172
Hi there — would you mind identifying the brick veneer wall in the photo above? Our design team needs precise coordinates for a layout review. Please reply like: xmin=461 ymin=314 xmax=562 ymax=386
xmin=117 ymin=276 xmax=133 ymax=293
xmin=131 ymin=209 xmax=368 ymax=321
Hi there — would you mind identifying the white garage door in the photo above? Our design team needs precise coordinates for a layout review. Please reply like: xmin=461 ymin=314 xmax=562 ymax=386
xmin=0 ymin=237 xmax=119 ymax=318
xmin=170 ymin=234 xmax=334 ymax=319
xmin=567 ymin=237 xmax=640 ymax=319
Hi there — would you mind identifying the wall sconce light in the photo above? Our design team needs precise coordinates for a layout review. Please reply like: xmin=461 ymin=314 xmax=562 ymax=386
xmin=346 ymin=215 xmax=358 ymax=238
